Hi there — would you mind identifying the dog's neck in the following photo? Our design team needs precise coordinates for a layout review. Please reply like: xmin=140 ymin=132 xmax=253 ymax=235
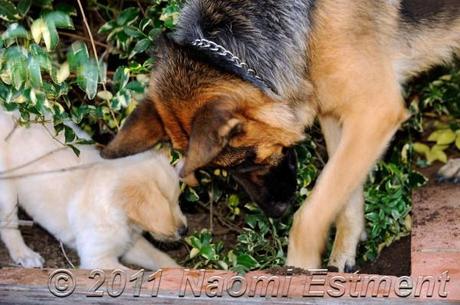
xmin=172 ymin=0 xmax=315 ymax=101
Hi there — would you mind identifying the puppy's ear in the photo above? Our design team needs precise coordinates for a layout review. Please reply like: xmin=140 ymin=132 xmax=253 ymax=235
xmin=180 ymin=101 xmax=242 ymax=178
xmin=101 ymin=101 xmax=166 ymax=159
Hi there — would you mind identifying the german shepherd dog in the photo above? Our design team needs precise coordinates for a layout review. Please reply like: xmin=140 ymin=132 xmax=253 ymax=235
xmin=102 ymin=0 xmax=460 ymax=272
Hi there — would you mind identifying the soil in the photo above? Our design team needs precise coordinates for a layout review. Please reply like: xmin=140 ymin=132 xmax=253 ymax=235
xmin=359 ymin=237 xmax=410 ymax=277
xmin=4 ymin=161 xmax=439 ymax=276
xmin=0 ymin=206 xmax=411 ymax=276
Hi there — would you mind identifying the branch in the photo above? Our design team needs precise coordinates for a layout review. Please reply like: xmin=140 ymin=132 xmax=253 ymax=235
xmin=76 ymin=0 xmax=120 ymax=130
xmin=59 ymin=31 xmax=110 ymax=49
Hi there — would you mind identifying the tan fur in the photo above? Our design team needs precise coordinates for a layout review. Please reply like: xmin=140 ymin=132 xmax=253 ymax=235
xmin=103 ymin=0 xmax=460 ymax=271
xmin=0 ymin=111 xmax=186 ymax=269
xmin=287 ymin=0 xmax=418 ymax=270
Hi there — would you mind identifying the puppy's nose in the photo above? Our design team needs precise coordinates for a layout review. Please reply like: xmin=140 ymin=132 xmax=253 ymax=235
xmin=177 ymin=225 xmax=189 ymax=237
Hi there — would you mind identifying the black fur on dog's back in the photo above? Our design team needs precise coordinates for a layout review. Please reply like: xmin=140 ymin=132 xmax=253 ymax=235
xmin=172 ymin=0 xmax=315 ymax=99
xmin=401 ymin=0 xmax=460 ymax=24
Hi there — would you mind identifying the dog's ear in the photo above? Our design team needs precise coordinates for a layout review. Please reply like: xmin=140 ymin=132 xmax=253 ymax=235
xmin=101 ymin=101 xmax=166 ymax=159
xmin=180 ymin=101 xmax=242 ymax=178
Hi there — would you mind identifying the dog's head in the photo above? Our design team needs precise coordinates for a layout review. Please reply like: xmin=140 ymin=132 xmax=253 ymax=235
xmin=103 ymin=38 xmax=308 ymax=218
xmin=117 ymin=154 xmax=188 ymax=241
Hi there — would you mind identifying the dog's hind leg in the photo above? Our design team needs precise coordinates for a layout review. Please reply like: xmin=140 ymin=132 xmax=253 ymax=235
xmin=77 ymin=238 xmax=128 ymax=270
xmin=320 ymin=117 xmax=366 ymax=273
xmin=0 ymin=179 xmax=44 ymax=268
xmin=437 ymin=159 xmax=460 ymax=183
xmin=122 ymin=237 xmax=180 ymax=270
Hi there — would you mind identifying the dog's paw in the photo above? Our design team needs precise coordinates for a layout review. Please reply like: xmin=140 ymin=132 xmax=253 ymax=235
xmin=328 ymin=253 xmax=357 ymax=273
xmin=11 ymin=247 xmax=44 ymax=268
xmin=437 ymin=159 xmax=460 ymax=183
xmin=360 ymin=230 xmax=368 ymax=242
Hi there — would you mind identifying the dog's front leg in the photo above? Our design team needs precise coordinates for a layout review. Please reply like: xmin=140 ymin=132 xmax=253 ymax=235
xmin=122 ymin=236 xmax=180 ymax=270
xmin=287 ymin=102 xmax=408 ymax=269
xmin=0 ymin=179 xmax=44 ymax=268
xmin=319 ymin=116 xmax=366 ymax=273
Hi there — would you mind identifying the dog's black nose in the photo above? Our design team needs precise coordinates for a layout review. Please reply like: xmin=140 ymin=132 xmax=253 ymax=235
xmin=262 ymin=201 xmax=291 ymax=219
xmin=178 ymin=225 xmax=189 ymax=237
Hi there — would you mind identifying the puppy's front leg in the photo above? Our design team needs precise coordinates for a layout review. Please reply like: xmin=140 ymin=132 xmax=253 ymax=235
xmin=122 ymin=237 xmax=180 ymax=270
xmin=0 ymin=183 xmax=44 ymax=268
xmin=287 ymin=104 xmax=408 ymax=269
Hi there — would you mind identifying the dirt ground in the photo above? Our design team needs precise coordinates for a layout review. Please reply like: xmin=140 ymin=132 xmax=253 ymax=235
xmin=0 ymin=205 xmax=411 ymax=276
xmin=6 ymin=162 xmax=449 ymax=277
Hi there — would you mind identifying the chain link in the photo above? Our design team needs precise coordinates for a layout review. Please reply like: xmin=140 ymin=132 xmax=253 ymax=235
xmin=191 ymin=38 xmax=266 ymax=85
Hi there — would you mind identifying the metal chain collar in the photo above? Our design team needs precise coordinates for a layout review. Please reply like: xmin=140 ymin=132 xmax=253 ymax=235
xmin=191 ymin=38 xmax=269 ymax=88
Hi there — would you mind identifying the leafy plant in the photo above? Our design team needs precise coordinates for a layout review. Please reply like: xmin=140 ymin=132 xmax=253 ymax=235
xmin=0 ymin=0 xmax=458 ymax=273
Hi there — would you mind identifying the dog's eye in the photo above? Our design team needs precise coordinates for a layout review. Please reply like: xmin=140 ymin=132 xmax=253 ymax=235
xmin=231 ymin=164 xmax=268 ymax=174
xmin=212 ymin=146 xmax=256 ymax=168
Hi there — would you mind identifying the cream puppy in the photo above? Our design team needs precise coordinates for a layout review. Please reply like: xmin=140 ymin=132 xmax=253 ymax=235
xmin=0 ymin=110 xmax=187 ymax=270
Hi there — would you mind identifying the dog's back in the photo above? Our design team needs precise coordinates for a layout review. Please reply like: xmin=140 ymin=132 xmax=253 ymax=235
xmin=0 ymin=110 xmax=185 ymax=268
xmin=0 ymin=111 xmax=102 ymax=245
xmin=395 ymin=0 xmax=460 ymax=80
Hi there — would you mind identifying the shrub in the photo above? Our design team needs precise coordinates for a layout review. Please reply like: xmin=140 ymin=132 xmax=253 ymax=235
xmin=0 ymin=0 xmax=458 ymax=272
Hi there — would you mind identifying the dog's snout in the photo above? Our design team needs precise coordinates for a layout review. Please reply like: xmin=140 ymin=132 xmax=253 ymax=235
xmin=178 ymin=225 xmax=189 ymax=237
xmin=265 ymin=201 xmax=291 ymax=218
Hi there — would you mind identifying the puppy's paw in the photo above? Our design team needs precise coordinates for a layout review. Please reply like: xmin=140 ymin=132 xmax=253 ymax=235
xmin=11 ymin=247 xmax=44 ymax=268
xmin=163 ymin=261 xmax=181 ymax=269
xmin=437 ymin=159 xmax=460 ymax=183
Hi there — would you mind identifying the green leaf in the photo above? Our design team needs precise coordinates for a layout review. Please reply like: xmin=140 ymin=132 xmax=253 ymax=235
xmin=187 ymin=236 xmax=202 ymax=249
xmin=98 ymin=20 xmax=116 ymax=34
xmin=435 ymin=129 xmax=456 ymax=145
xmin=98 ymin=59 xmax=107 ymax=84
xmin=6 ymin=47 xmax=27 ymax=90
xmin=43 ymin=19 xmax=59 ymax=51
xmin=228 ymin=194 xmax=240 ymax=207
xmin=113 ymin=66 xmax=130 ymax=91
xmin=97 ymin=90 xmax=113 ymax=101
xmin=77 ymin=58 xmax=99 ymax=99
xmin=126 ymin=80 xmax=144 ymax=94
xmin=116 ymin=7 xmax=139 ymax=26
xmin=32 ymin=0 xmax=52 ymax=7
xmin=160 ymin=4 xmax=180 ymax=29
xmin=56 ymin=62 xmax=70 ymax=84
xmin=64 ymin=125 xmax=76 ymax=143
xmin=190 ymin=248 xmax=200 ymax=259
xmin=30 ymin=44 xmax=52 ymax=71
xmin=426 ymin=145 xmax=448 ymax=164
xmin=200 ymin=245 xmax=216 ymax=260
xmin=68 ymin=144 xmax=80 ymax=157
xmin=132 ymin=38 xmax=152 ymax=55
xmin=413 ymin=143 xmax=430 ymax=155
xmin=427 ymin=130 xmax=442 ymax=142
xmin=112 ymin=89 xmax=131 ymax=110
xmin=139 ymin=18 xmax=152 ymax=31
xmin=67 ymin=42 xmax=89 ymax=71
xmin=185 ymin=187 xmax=200 ymax=202
xmin=54 ymin=3 xmax=77 ymax=16
xmin=40 ymin=12 xmax=73 ymax=51
xmin=236 ymin=254 xmax=258 ymax=269
xmin=2 ymin=23 xmax=29 ymax=40
xmin=148 ymin=28 xmax=161 ymax=40
xmin=456 ymin=134 xmax=460 ymax=150
xmin=45 ymin=11 xmax=74 ymax=29
xmin=124 ymin=26 xmax=145 ymax=38
xmin=17 ymin=0 xmax=31 ymax=16
xmin=31 ymin=18 xmax=46 ymax=44
xmin=28 ymin=56 xmax=42 ymax=88
xmin=0 ymin=0 xmax=19 ymax=21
